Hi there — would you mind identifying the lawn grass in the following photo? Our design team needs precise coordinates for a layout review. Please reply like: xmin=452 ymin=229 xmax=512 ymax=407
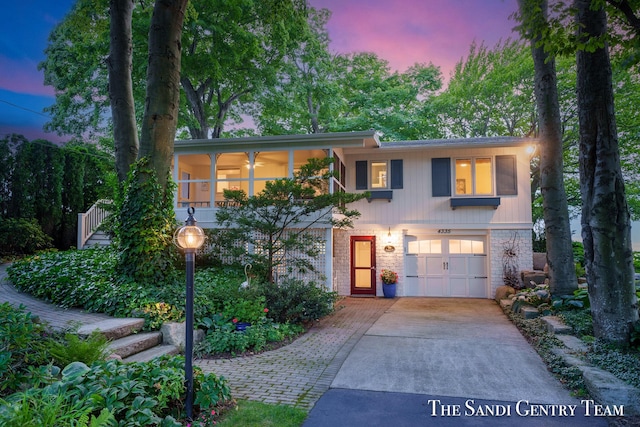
xmin=217 ymin=400 xmax=308 ymax=427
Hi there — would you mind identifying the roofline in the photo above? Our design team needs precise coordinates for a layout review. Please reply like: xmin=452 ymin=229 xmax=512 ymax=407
xmin=174 ymin=130 xmax=381 ymax=151
xmin=379 ymin=136 xmax=540 ymax=149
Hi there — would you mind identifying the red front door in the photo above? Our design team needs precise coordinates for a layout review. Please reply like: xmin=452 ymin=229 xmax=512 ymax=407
xmin=350 ymin=236 xmax=376 ymax=295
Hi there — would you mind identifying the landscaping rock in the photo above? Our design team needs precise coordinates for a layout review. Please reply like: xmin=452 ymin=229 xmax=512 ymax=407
xmin=541 ymin=315 xmax=572 ymax=335
xmin=520 ymin=306 xmax=539 ymax=319
xmin=555 ymin=335 xmax=590 ymax=354
xmin=580 ymin=366 xmax=640 ymax=416
xmin=160 ymin=322 xmax=205 ymax=348
xmin=494 ymin=285 xmax=515 ymax=302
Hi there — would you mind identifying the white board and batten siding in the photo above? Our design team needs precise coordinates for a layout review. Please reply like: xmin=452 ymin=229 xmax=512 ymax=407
xmin=340 ymin=143 xmax=534 ymax=298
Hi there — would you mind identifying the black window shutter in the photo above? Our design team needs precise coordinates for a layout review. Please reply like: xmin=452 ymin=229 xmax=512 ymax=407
xmin=496 ymin=155 xmax=517 ymax=195
xmin=355 ymin=160 xmax=368 ymax=190
xmin=390 ymin=159 xmax=403 ymax=189
xmin=432 ymin=158 xmax=451 ymax=197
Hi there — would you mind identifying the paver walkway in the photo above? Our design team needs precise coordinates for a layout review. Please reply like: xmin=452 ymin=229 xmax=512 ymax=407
xmin=1 ymin=262 xmax=394 ymax=409
xmin=0 ymin=263 xmax=112 ymax=329
xmin=197 ymin=297 xmax=394 ymax=409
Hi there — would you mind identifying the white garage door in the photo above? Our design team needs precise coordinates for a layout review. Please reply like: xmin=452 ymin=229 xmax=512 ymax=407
xmin=404 ymin=235 xmax=488 ymax=298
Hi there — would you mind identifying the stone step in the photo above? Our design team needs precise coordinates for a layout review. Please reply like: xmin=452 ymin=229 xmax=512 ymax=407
xmin=108 ymin=331 xmax=163 ymax=359
xmin=78 ymin=318 xmax=145 ymax=341
xmin=541 ymin=315 xmax=573 ymax=334
xmin=122 ymin=344 xmax=180 ymax=363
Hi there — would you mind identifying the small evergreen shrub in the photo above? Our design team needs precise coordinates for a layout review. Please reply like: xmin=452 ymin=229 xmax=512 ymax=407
xmin=0 ymin=218 xmax=53 ymax=256
xmin=252 ymin=277 xmax=338 ymax=324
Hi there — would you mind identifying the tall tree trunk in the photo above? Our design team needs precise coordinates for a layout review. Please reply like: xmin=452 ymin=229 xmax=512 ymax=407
xmin=575 ymin=0 xmax=638 ymax=345
xmin=139 ymin=0 xmax=189 ymax=190
xmin=108 ymin=0 xmax=139 ymax=184
xmin=519 ymin=0 xmax=577 ymax=295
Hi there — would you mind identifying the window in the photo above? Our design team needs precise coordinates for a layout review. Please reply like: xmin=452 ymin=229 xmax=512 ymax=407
xmin=371 ymin=161 xmax=387 ymax=188
xmin=355 ymin=160 xmax=403 ymax=190
xmin=455 ymin=158 xmax=492 ymax=196
xmin=175 ymin=154 xmax=211 ymax=208
xmin=432 ymin=155 xmax=517 ymax=198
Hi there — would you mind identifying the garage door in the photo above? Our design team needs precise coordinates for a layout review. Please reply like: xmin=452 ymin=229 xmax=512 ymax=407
xmin=404 ymin=235 xmax=488 ymax=298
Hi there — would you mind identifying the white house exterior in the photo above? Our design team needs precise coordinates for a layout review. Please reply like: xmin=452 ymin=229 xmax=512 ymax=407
xmin=172 ymin=130 xmax=536 ymax=299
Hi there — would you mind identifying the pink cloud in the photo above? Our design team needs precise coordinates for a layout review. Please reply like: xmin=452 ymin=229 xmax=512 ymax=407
xmin=309 ymin=0 xmax=519 ymax=79
xmin=0 ymin=55 xmax=54 ymax=97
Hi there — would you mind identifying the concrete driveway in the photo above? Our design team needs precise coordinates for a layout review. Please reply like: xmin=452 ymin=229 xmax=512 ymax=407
xmin=304 ymin=298 xmax=608 ymax=426
xmin=331 ymin=298 xmax=572 ymax=403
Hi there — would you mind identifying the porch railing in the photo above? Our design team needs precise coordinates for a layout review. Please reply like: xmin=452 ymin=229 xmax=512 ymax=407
xmin=77 ymin=199 xmax=112 ymax=249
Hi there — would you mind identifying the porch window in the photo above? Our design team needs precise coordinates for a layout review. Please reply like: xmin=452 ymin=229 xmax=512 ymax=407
xmin=176 ymin=154 xmax=211 ymax=208
xmin=215 ymin=152 xmax=249 ymax=206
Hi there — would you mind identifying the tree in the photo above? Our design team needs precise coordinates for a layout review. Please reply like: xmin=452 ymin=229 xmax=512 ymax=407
xmin=40 ymin=0 xmax=309 ymax=143
xmin=108 ymin=0 xmax=188 ymax=286
xmin=575 ymin=0 xmax=638 ymax=344
xmin=431 ymin=40 xmax=537 ymax=139
xmin=215 ymin=158 xmax=366 ymax=283
xmin=108 ymin=0 xmax=139 ymax=183
xmin=180 ymin=0 xmax=308 ymax=139
xmin=517 ymin=0 xmax=577 ymax=296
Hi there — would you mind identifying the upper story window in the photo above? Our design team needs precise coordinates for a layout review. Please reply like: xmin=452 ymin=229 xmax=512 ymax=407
xmin=371 ymin=161 xmax=388 ymax=188
xmin=455 ymin=157 xmax=492 ymax=196
xmin=355 ymin=159 xmax=403 ymax=190
xmin=432 ymin=155 xmax=517 ymax=197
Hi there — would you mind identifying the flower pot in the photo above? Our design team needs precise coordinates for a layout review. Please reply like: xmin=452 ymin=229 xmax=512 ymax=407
xmin=235 ymin=322 xmax=251 ymax=332
xmin=382 ymin=283 xmax=396 ymax=298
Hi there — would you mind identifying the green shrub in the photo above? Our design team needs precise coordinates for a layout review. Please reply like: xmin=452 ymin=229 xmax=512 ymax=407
xmin=0 ymin=303 xmax=50 ymax=396
xmin=0 ymin=218 xmax=53 ymax=256
xmin=196 ymin=321 xmax=303 ymax=356
xmin=251 ymin=277 xmax=338 ymax=324
xmin=0 ymin=391 xmax=116 ymax=427
xmin=45 ymin=331 xmax=110 ymax=367
xmin=1 ymin=356 xmax=231 ymax=426
xmin=551 ymin=287 xmax=590 ymax=310
xmin=7 ymin=248 xmax=184 ymax=328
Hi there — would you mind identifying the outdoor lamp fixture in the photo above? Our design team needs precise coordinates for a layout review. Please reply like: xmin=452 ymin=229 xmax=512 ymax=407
xmin=384 ymin=227 xmax=395 ymax=252
xmin=173 ymin=207 xmax=205 ymax=420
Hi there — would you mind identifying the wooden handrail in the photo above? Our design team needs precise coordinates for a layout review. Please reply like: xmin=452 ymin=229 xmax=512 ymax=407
xmin=77 ymin=199 xmax=112 ymax=249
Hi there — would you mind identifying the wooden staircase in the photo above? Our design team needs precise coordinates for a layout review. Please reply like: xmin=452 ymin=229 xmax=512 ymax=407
xmin=77 ymin=318 xmax=180 ymax=363
xmin=77 ymin=199 xmax=112 ymax=250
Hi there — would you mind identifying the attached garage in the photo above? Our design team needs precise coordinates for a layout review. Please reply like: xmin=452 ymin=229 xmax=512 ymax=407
xmin=404 ymin=235 xmax=488 ymax=298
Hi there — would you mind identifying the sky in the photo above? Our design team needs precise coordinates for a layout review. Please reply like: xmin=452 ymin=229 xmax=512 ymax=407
xmin=0 ymin=0 xmax=519 ymax=143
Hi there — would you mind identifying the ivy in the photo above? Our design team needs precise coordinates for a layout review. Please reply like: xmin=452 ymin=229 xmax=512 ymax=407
xmin=115 ymin=157 xmax=179 ymax=288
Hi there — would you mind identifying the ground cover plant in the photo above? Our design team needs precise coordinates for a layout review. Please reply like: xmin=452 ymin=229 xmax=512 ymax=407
xmin=7 ymin=247 xmax=338 ymax=357
xmin=505 ymin=286 xmax=640 ymax=394
xmin=0 ymin=304 xmax=233 ymax=425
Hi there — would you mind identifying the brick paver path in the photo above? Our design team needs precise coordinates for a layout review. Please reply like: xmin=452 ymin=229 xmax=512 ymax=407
xmin=1 ymin=262 xmax=394 ymax=409
xmin=197 ymin=297 xmax=394 ymax=409
xmin=0 ymin=263 xmax=113 ymax=329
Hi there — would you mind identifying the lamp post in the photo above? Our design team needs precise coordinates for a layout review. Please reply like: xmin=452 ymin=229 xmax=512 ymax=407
xmin=173 ymin=207 xmax=205 ymax=420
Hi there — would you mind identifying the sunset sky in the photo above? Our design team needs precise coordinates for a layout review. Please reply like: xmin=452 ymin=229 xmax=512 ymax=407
xmin=0 ymin=0 xmax=519 ymax=142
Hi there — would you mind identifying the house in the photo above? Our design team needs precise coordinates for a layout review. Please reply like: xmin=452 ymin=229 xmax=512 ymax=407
xmin=172 ymin=130 xmax=536 ymax=299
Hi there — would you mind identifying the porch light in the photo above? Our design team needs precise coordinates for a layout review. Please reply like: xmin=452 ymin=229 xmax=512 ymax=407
xmin=173 ymin=207 xmax=205 ymax=421
xmin=384 ymin=227 xmax=395 ymax=252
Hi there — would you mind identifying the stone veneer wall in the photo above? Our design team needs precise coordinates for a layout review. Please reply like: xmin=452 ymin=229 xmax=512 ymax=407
xmin=488 ymin=229 xmax=533 ymax=297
